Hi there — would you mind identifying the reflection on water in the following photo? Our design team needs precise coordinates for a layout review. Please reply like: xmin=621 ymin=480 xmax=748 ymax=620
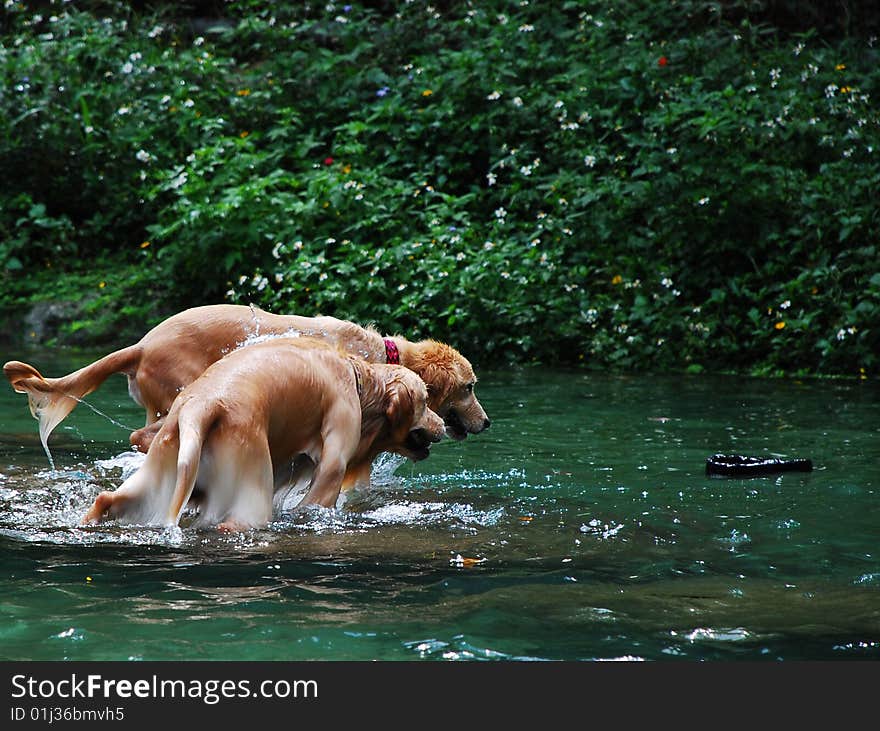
xmin=1 ymin=347 xmax=878 ymax=660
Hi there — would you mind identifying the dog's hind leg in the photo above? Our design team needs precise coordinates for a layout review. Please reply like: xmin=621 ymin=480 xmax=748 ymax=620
xmin=204 ymin=435 xmax=275 ymax=531
xmin=129 ymin=419 xmax=164 ymax=453
xmin=81 ymin=457 xmax=177 ymax=525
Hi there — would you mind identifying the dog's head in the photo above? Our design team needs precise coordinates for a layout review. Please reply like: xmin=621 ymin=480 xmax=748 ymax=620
xmin=409 ymin=341 xmax=490 ymax=441
xmin=380 ymin=368 xmax=446 ymax=462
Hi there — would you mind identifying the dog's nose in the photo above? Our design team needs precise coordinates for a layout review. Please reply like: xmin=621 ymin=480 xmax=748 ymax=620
xmin=482 ymin=417 xmax=491 ymax=431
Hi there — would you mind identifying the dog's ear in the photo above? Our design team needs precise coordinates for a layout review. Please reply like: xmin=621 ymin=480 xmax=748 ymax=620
xmin=416 ymin=361 xmax=455 ymax=413
xmin=385 ymin=380 xmax=415 ymax=430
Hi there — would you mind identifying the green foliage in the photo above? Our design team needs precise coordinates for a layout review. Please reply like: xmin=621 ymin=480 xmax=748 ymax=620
xmin=1 ymin=0 xmax=878 ymax=376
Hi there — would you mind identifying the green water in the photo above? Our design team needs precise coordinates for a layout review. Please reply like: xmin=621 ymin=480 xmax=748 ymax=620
xmin=1 ymin=348 xmax=878 ymax=661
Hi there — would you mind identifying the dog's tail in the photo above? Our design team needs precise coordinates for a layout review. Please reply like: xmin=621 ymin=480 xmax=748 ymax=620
xmin=165 ymin=402 xmax=216 ymax=525
xmin=3 ymin=345 xmax=142 ymax=458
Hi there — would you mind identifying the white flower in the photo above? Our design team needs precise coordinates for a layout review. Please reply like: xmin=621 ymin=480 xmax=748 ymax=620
xmin=584 ymin=154 xmax=596 ymax=168
xmin=117 ymin=105 xmax=131 ymax=115
xmin=121 ymin=62 xmax=134 ymax=74
xmin=779 ymin=300 xmax=791 ymax=310
xmin=494 ymin=207 xmax=506 ymax=219
xmin=512 ymin=96 xmax=524 ymax=107
xmin=486 ymin=90 xmax=502 ymax=101
xmin=486 ymin=172 xmax=497 ymax=186
xmin=518 ymin=24 xmax=534 ymax=32
xmin=169 ymin=171 xmax=188 ymax=189
xmin=135 ymin=149 xmax=151 ymax=163
xmin=697 ymin=196 xmax=710 ymax=206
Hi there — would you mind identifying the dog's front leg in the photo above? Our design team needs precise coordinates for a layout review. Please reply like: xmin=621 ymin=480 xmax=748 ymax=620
xmin=297 ymin=452 xmax=348 ymax=509
xmin=341 ymin=460 xmax=372 ymax=491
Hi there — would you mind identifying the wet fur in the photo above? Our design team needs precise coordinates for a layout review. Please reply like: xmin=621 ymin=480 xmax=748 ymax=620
xmin=81 ymin=338 xmax=445 ymax=530
xmin=3 ymin=304 xmax=489 ymax=454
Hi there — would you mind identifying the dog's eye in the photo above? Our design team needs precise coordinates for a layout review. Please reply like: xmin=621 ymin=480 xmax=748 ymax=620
xmin=465 ymin=382 xmax=474 ymax=394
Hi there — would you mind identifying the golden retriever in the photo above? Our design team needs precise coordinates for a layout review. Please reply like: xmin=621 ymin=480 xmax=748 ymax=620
xmin=81 ymin=337 xmax=446 ymax=530
xmin=3 ymin=304 xmax=489 ymax=454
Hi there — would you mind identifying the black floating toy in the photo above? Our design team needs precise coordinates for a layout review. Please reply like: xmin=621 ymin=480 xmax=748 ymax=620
xmin=706 ymin=454 xmax=813 ymax=477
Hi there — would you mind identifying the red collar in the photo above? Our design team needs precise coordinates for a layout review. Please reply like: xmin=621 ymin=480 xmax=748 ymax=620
xmin=383 ymin=338 xmax=400 ymax=365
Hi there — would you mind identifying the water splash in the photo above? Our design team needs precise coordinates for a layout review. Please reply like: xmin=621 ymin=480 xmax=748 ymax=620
xmin=370 ymin=452 xmax=407 ymax=484
xmin=238 ymin=329 xmax=302 ymax=349
xmin=248 ymin=302 xmax=261 ymax=338
xmin=67 ymin=395 xmax=137 ymax=433
xmin=94 ymin=450 xmax=147 ymax=480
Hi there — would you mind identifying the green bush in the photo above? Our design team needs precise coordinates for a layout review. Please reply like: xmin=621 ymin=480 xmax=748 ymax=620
xmin=1 ymin=0 xmax=878 ymax=376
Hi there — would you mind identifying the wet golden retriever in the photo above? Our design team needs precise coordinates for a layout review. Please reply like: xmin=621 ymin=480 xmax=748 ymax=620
xmin=3 ymin=304 xmax=489 ymax=454
xmin=81 ymin=337 xmax=445 ymax=530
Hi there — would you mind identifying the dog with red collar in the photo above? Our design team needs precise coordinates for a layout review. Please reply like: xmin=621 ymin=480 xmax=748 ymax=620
xmin=4 ymin=304 xmax=490 ymax=456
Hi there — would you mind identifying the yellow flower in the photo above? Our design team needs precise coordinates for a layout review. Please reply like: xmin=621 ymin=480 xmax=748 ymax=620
xmin=840 ymin=86 xmax=851 ymax=94
xmin=98 ymin=281 xmax=106 ymax=289
xmin=836 ymin=63 xmax=846 ymax=71
xmin=140 ymin=241 xmax=151 ymax=249
xmin=239 ymin=131 xmax=249 ymax=138
xmin=775 ymin=321 xmax=786 ymax=330
xmin=342 ymin=164 xmax=352 ymax=174
xmin=236 ymin=88 xmax=251 ymax=96
xmin=422 ymin=89 xmax=433 ymax=97
xmin=611 ymin=274 xmax=623 ymax=285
